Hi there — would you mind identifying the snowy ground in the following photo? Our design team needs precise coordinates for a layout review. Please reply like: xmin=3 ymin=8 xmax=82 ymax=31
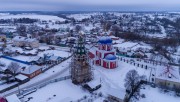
xmin=138 ymin=85 xmax=180 ymax=102
xmin=1 ymin=58 xmax=71 ymax=97
xmin=19 ymin=57 xmax=152 ymax=102
xmin=94 ymin=59 xmax=152 ymax=89
xmin=21 ymin=80 xmax=90 ymax=102
xmin=16 ymin=56 xmax=179 ymax=102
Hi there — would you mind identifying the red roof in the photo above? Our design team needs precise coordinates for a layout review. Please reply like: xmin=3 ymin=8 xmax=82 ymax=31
xmin=0 ymin=97 xmax=6 ymax=102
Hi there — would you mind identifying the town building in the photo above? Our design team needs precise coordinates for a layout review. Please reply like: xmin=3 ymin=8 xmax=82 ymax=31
xmin=151 ymin=65 xmax=180 ymax=90
xmin=21 ymin=65 xmax=42 ymax=79
xmin=12 ymin=36 xmax=39 ymax=48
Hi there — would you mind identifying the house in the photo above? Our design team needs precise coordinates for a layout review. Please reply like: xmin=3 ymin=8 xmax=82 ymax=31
xmin=133 ymin=50 xmax=147 ymax=58
xmin=12 ymin=36 xmax=39 ymax=48
xmin=29 ymin=56 xmax=43 ymax=64
xmin=48 ymin=56 xmax=62 ymax=64
xmin=89 ymin=36 xmax=118 ymax=69
xmin=107 ymin=88 xmax=126 ymax=102
xmin=21 ymin=65 xmax=42 ymax=79
xmin=151 ymin=65 xmax=180 ymax=90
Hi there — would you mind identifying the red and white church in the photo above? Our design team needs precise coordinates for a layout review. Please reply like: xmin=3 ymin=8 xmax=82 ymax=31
xmin=89 ymin=36 xmax=118 ymax=69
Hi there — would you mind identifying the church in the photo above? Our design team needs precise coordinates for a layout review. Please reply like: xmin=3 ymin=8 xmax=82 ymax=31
xmin=89 ymin=36 xmax=118 ymax=69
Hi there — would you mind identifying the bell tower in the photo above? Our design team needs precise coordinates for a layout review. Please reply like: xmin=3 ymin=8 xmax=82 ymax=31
xmin=70 ymin=33 xmax=93 ymax=84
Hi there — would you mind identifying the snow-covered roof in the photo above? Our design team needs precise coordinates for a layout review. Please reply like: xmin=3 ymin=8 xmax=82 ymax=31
xmin=0 ymin=97 xmax=6 ymax=102
xmin=21 ymin=65 xmax=42 ymax=74
xmin=49 ymin=56 xmax=61 ymax=61
xmin=156 ymin=66 xmax=180 ymax=83
xmin=108 ymin=88 xmax=126 ymax=100
xmin=6 ymin=94 xmax=21 ymax=102
xmin=15 ymin=74 xmax=29 ymax=81
xmin=86 ymin=78 xmax=101 ymax=88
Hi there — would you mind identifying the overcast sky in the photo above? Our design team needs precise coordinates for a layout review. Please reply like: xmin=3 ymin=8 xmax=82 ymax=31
xmin=0 ymin=0 xmax=180 ymax=11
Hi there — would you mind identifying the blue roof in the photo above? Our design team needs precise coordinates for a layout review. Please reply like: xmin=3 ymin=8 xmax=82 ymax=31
xmin=98 ymin=36 xmax=112 ymax=44
xmin=105 ymin=54 xmax=117 ymax=60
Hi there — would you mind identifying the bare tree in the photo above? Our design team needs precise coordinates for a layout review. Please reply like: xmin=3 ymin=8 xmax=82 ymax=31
xmin=111 ymin=25 xmax=120 ymax=37
xmin=103 ymin=21 xmax=111 ymax=32
xmin=75 ymin=25 xmax=82 ymax=33
xmin=7 ymin=62 xmax=21 ymax=78
xmin=124 ymin=70 xmax=141 ymax=100
xmin=16 ymin=25 xmax=27 ymax=37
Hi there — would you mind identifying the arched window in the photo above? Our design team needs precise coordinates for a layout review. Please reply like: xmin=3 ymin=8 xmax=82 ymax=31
xmin=106 ymin=62 xmax=109 ymax=68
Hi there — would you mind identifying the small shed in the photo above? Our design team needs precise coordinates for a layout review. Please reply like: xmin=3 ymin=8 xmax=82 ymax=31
xmin=15 ymin=74 xmax=29 ymax=83
xmin=82 ymin=79 xmax=101 ymax=93
xmin=107 ymin=88 xmax=126 ymax=102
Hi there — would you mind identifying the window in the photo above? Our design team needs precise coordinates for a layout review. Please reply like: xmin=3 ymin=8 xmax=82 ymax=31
xmin=107 ymin=62 xmax=109 ymax=67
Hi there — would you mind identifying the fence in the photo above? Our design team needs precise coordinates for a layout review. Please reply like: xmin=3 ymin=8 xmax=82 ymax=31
xmin=17 ymin=75 xmax=71 ymax=98
xmin=1 ymin=55 xmax=31 ymax=65
xmin=118 ymin=57 xmax=149 ymax=69
xmin=0 ymin=79 xmax=29 ymax=93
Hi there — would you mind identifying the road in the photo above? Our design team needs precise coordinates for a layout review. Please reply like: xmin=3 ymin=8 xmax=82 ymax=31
xmin=3 ymin=62 xmax=70 ymax=97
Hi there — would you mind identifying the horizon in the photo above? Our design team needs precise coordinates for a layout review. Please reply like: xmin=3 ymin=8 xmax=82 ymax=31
xmin=0 ymin=0 xmax=180 ymax=11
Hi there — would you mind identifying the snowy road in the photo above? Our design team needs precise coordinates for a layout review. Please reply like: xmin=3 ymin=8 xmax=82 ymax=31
xmin=2 ymin=58 xmax=71 ymax=97
xmin=4 ymin=67 xmax=69 ymax=97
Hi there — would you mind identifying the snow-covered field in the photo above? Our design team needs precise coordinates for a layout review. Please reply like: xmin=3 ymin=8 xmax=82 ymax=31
xmin=67 ymin=13 xmax=102 ymax=21
xmin=0 ymin=14 xmax=66 ymax=22
xmin=22 ymin=80 xmax=90 ymax=102
xmin=94 ymin=59 xmax=151 ymax=89
xmin=139 ymin=85 xmax=180 ymax=102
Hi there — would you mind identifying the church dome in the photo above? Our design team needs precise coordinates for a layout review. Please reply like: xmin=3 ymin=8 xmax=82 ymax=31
xmin=98 ymin=36 xmax=112 ymax=44
xmin=105 ymin=54 xmax=117 ymax=60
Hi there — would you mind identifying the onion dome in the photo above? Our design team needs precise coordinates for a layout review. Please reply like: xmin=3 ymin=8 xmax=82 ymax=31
xmin=105 ymin=54 xmax=117 ymax=60
xmin=98 ymin=36 xmax=112 ymax=44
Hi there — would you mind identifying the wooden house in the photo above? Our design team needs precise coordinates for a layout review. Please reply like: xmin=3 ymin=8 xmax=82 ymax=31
xmin=21 ymin=65 xmax=42 ymax=79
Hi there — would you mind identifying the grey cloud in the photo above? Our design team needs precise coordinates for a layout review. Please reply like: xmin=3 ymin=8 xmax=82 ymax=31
xmin=0 ymin=0 xmax=180 ymax=11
